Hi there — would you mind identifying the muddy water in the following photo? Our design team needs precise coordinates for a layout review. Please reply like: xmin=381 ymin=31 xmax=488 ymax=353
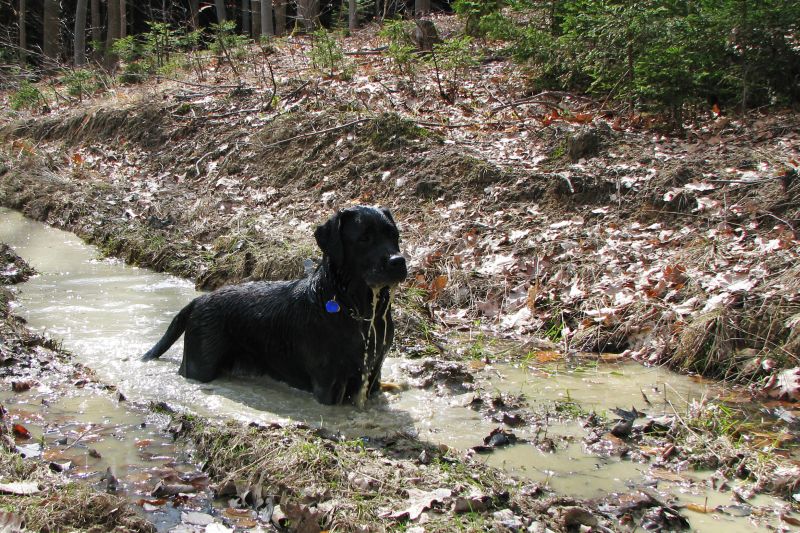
xmin=0 ymin=208 xmax=785 ymax=531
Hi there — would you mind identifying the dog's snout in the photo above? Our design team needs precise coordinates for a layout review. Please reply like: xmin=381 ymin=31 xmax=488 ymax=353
xmin=387 ymin=254 xmax=407 ymax=277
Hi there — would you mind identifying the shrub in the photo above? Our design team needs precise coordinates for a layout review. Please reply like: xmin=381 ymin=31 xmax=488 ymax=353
xmin=309 ymin=29 xmax=354 ymax=79
xmin=378 ymin=19 xmax=417 ymax=77
xmin=9 ymin=81 xmax=43 ymax=111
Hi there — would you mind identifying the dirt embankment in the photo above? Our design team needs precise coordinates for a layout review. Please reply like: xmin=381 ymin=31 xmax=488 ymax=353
xmin=2 ymin=93 xmax=799 ymax=390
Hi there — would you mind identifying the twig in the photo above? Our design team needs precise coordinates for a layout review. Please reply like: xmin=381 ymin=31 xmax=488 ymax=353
xmin=344 ymin=47 xmax=387 ymax=56
xmin=258 ymin=118 xmax=369 ymax=149
xmin=490 ymin=98 xmax=562 ymax=115
xmin=157 ymin=76 xmax=244 ymax=90
xmin=281 ymin=80 xmax=311 ymax=101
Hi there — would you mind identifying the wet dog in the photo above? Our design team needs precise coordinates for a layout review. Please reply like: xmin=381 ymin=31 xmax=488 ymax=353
xmin=142 ymin=206 xmax=407 ymax=406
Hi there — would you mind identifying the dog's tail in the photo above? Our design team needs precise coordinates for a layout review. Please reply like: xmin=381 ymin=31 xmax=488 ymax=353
xmin=142 ymin=300 xmax=195 ymax=361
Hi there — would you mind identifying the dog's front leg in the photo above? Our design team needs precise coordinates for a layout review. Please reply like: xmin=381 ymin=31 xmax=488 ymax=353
xmin=312 ymin=379 xmax=345 ymax=405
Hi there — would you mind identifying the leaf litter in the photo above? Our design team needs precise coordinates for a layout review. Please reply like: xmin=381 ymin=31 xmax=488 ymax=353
xmin=1 ymin=14 xmax=800 ymax=531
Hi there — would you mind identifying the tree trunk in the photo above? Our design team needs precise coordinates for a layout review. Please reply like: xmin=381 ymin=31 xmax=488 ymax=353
xmin=106 ymin=0 xmax=121 ymax=67
xmin=348 ymin=0 xmax=356 ymax=33
xmin=262 ymin=0 xmax=274 ymax=36
xmin=242 ymin=0 xmax=251 ymax=35
xmin=252 ymin=0 xmax=261 ymax=36
xmin=119 ymin=0 xmax=127 ymax=38
xmin=90 ymin=0 xmax=101 ymax=51
xmin=275 ymin=0 xmax=286 ymax=35
xmin=43 ymin=0 xmax=60 ymax=61
xmin=18 ymin=0 xmax=27 ymax=64
xmin=215 ymin=0 xmax=227 ymax=22
xmin=189 ymin=0 xmax=200 ymax=28
xmin=415 ymin=0 xmax=430 ymax=16
xmin=74 ymin=0 xmax=88 ymax=65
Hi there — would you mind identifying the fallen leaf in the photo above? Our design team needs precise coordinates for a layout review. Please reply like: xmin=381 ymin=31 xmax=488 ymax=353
xmin=686 ymin=503 xmax=710 ymax=513
xmin=763 ymin=367 xmax=800 ymax=401
xmin=780 ymin=514 xmax=800 ymax=527
xmin=390 ymin=488 xmax=452 ymax=520
xmin=12 ymin=424 xmax=30 ymax=439
xmin=0 ymin=481 xmax=40 ymax=495
xmin=11 ymin=381 xmax=32 ymax=393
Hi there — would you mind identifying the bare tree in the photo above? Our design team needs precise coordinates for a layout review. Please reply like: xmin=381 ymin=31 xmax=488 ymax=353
xmin=214 ymin=0 xmax=227 ymax=22
xmin=43 ymin=0 xmax=60 ymax=61
xmin=18 ymin=0 xmax=27 ymax=63
xmin=75 ymin=0 xmax=88 ymax=65
xmin=261 ymin=0 xmax=274 ymax=36
xmin=297 ymin=0 xmax=318 ymax=31
xmin=349 ymin=0 xmax=356 ymax=33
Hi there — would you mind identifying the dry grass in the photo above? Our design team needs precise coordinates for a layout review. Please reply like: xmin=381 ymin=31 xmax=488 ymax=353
xmin=178 ymin=415 xmax=551 ymax=532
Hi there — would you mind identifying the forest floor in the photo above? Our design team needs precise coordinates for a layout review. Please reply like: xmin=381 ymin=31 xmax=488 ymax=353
xmin=0 ymin=14 xmax=799 ymax=531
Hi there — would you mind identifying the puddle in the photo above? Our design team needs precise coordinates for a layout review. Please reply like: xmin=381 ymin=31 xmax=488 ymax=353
xmin=0 ymin=208 xmax=790 ymax=531
xmin=0 ymin=381 xmax=210 ymax=531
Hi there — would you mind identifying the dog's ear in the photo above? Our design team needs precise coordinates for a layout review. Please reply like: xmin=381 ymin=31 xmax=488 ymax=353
xmin=380 ymin=207 xmax=396 ymax=227
xmin=315 ymin=209 xmax=353 ymax=265
xmin=314 ymin=212 xmax=342 ymax=265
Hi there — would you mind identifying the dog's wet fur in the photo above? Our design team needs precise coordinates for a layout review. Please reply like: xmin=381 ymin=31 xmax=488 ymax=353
xmin=142 ymin=206 xmax=407 ymax=406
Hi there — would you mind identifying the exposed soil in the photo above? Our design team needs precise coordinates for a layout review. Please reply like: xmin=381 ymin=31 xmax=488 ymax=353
xmin=1 ymin=15 xmax=799 ymax=531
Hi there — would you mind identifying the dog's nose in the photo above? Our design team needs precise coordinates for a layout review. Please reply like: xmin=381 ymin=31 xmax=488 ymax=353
xmin=387 ymin=254 xmax=407 ymax=278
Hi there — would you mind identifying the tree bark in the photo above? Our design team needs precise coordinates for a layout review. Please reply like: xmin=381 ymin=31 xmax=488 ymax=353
xmin=252 ymin=0 xmax=261 ymax=36
xmin=18 ymin=0 xmax=27 ymax=64
xmin=349 ymin=0 xmax=356 ymax=33
xmin=74 ymin=0 xmax=88 ymax=65
xmin=275 ymin=0 xmax=286 ymax=35
xmin=119 ymin=0 xmax=127 ymax=38
xmin=43 ymin=0 xmax=60 ymax=61
xmin=215 ymin=0 xmax=227 ymax=22
xmin=262 ymin=0 xmax=274 ymax=36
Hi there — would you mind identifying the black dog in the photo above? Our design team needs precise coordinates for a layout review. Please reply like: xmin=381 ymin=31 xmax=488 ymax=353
xmin=142 ymin=206 xmax=407 ymax=406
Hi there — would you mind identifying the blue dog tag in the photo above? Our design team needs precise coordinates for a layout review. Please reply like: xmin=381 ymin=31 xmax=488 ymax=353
xmin=325 ymin=299 xmax=340 ymax=313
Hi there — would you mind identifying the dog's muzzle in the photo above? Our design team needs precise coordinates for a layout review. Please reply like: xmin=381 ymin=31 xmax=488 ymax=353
xmin=387 ymin=254 xmax=407 ymax=280
xmin=367 ymin=254 xmax=408 ymax=288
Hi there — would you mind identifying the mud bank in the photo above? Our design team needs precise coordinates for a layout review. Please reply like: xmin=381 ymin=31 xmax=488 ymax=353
xmin=2 ymin=92 xmax=799 ymax=389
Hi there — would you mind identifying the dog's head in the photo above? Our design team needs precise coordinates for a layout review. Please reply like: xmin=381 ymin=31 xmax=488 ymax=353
xmin=314 ymin=206 xmax=407 ymax=288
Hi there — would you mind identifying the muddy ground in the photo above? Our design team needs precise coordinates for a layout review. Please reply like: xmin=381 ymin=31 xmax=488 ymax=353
xmin=1 ymin=15 xmax=799 ymax=531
